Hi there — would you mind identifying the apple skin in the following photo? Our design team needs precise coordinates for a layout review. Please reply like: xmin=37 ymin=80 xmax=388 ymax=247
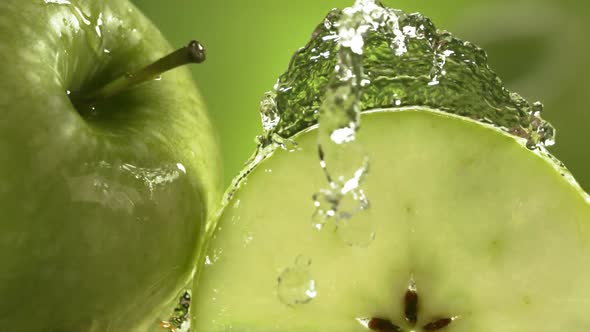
xmin=0 ymin=0 xmax=221 ymax=331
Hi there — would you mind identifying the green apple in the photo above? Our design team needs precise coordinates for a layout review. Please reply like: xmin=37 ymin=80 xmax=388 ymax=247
xmin=0 ymin=0 xmax=220 ymax=331
xmin=191 ymin=109 xmax=590 ymax=331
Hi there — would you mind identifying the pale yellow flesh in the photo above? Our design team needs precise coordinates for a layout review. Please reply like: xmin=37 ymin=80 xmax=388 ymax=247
xmin=192 ymin=110 xmax=590 ymax=332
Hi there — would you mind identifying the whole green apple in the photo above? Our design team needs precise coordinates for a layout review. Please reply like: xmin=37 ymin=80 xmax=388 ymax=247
xmin=0 ymin=0 xmax=221 ymax=331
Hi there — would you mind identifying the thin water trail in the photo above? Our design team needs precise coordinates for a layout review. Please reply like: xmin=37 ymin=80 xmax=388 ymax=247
xmin=311 ymin=0 xmax=389 ymax=233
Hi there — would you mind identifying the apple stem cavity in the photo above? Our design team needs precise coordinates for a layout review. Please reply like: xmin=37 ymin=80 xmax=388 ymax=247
xmin=71 ymin=40 xmax=206 ymax=108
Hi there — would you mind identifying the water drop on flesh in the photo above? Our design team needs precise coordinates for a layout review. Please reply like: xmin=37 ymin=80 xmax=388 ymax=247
xmin=277 ymin=255 xmax=317 ymax=305
xmin=336 ymin=194 xmax=374 ymax=247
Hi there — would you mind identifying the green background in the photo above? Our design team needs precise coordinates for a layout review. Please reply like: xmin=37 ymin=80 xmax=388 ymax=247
xmin=133 ymin=0 xmax=590 ymax=191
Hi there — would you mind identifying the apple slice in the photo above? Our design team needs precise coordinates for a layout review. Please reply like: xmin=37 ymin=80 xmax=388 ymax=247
xmin=191 ymin=109 xmax=590 ymax=331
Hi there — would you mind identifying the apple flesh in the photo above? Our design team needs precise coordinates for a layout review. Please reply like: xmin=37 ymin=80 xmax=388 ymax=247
xmin=0 ymin=0 xmax=220 ymax=331
xmin=191 ymin=109 xmax=590 ymax=331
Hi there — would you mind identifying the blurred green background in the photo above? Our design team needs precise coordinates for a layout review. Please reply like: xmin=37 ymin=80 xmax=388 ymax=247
xmin=133 ymin=0 xmax=590 ymax=191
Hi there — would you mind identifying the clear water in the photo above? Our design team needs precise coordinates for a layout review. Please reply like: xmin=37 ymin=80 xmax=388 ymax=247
xmin=259 ymin=2 xmax=555 ymax=148
xmin=248 ymin=0 xmax=558 ymax=244
xmin=310 ymin=0 xmax=380 ymax=234
xmin=44 ymin=0 xmax=109 ymax=57
xmin=276 ymin=255 xmax=317 ymax=306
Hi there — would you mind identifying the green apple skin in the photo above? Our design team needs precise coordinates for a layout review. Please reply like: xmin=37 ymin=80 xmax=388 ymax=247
xmin=0 ymin=0 xmax=221 ymax=331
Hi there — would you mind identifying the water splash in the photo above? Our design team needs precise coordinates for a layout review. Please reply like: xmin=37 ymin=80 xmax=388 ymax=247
xmin=250 ymin=0 xmax=557 ymax=241
xmin=44 ymin=0 xmax=110 ymax=56
xmin=310 ymin=0 xmax=390 ymax=232
xmin=277 ymin=255 xmax=317 ymax=306
xmin=257 ymin=2 xmax=555 ymax=148
xmin=120 ymin=162 xmax=186 ymax=196
xmin=66 ymin=161 xmax=187 ymax=214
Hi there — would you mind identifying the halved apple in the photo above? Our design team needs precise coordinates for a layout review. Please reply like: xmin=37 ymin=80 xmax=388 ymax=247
xmin=191 ymin=109 xmax=590 ymax=331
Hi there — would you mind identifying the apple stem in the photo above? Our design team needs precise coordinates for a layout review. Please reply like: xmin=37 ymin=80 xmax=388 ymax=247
xmin=71 ymin=40 xmax=206 ymax=107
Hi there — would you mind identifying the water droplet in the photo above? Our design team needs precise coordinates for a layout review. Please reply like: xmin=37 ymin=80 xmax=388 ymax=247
xmin=204 ymin=255 xmax=213 ymax=265
xmin=44 ymin=0 xmax=71 ymax=4
xmin=119 ymin=163 xmax=184 ymax=197
xmin=72 ymin=6 xmax=91 ymax=26
xmin=260 ymin=91 xmax=280 ymax=133
xmin=311 ymin=190 xmax=337 ymax=230
xmin=176 ymin=163 xmax=186 ymax=174
xmin=243 ymin=232 xmax=254 ymax=246
xmin=95 ymin=12 xmax=103 ymax=38
xmin=336 ymin=195 xmax=374 ymax=247
xmin=210 ymin=248 xmax=223 ymax=264
xmin=277 ymin=255 xmax=317 ymax=305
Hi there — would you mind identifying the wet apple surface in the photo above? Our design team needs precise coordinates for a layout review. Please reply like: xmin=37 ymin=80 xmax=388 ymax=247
xmin=189 ymin=2 xmax=589 ymax=330
xmin=191 ymin=110 xmax=590 ymax=332
xmin=0 ymin=0 xmax=221 ymax=331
